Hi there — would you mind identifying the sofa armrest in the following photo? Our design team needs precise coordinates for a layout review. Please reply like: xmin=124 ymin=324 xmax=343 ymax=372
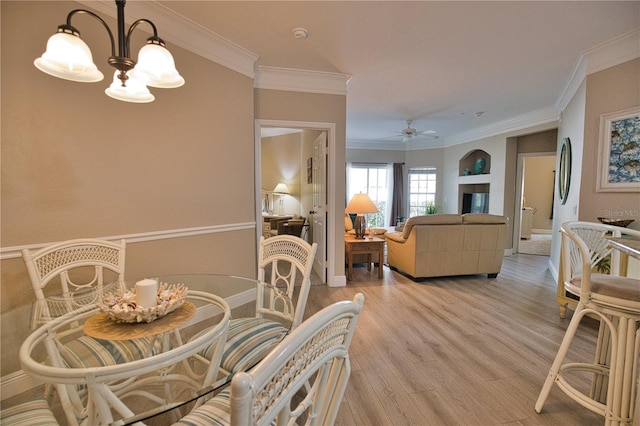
xmin=385 ymin=231 xmax=405 ymax=243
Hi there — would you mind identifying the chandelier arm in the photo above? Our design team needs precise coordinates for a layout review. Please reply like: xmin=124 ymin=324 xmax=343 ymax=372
xmin=65 ymin=9 xmax=116 ymax=57
xmin=126 ymin=18 xmax=162 ymax=57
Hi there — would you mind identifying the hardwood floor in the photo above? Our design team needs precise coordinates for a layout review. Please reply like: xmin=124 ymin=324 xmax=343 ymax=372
xmin=304 ymin=254 xmax=604 ymax=425
xmin=2 ymin=254 xmax=607 ymax=425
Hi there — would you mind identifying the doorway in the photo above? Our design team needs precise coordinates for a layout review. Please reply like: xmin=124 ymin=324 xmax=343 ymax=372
xmin=256 ymin=120 xmax=335 ymax=284
xmin=515 ymin=154 xmax=556 ymax=255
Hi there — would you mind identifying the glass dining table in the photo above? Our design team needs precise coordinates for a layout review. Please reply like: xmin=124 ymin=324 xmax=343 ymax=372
xmin=17 ymin=274 xmax=292 ymax=426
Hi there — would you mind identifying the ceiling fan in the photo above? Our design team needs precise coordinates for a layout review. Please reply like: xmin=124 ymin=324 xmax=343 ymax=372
xmin=396 ymin=119 xmax=438 ymax=142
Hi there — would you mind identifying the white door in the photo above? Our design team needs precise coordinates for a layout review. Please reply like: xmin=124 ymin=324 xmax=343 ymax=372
xmin=311 ymin=132 xmax=327 ymax=282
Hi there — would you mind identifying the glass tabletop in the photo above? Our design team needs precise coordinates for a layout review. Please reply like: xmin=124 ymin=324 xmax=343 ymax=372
xmin=15 ymin=274 xmax=293 ymax=426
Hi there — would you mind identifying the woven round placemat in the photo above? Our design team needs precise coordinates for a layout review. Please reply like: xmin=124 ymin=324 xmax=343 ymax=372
xmin=83 ymin=302 xmax=196 ymax=340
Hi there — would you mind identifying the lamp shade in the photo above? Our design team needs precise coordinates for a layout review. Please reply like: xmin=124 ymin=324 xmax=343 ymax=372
xmin=131 ymin=41 xmax=185 ymax=89
xmin=345 ymin=193 xmax=379 ymax=214
xmin=105 ymin=71 xmax=154 ymax=103
xmin=34 ymin=31 xmax=103 ymax=83
xmin=273 ymin=183 xmax=290 ymax=194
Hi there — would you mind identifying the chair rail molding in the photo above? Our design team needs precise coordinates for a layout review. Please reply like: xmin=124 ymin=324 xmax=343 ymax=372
xmin=0 ymin=222 xmax=255 ymax=260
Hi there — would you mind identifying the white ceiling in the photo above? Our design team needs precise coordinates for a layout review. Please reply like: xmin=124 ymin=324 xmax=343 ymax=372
xmin=157 ymin=1 xmax=639 ymax=148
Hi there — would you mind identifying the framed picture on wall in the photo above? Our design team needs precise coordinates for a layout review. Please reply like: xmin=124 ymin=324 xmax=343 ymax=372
xmin=307 ymin=157 xmax=313 ymax=184
xmin=596 ymin=106 xmax=640 ymax=192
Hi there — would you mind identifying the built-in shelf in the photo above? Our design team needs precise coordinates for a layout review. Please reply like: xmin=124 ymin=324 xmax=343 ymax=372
xmin=458 ymin=149 xmax=492 ymax=214
xmin=459 ymin=149 xmax=491 ymax=176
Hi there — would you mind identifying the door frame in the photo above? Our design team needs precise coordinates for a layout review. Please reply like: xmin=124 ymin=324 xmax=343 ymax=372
xmin=255 ymin=119 xmax=337 ymax=286
xmin=513 ymin=151 xmax=556 ymax=252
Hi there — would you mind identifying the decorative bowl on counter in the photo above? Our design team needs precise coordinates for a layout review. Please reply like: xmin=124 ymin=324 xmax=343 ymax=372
xmin=98 ymin=282 xmax=188 ymax=323
xmin=597 ymin=217 xmax=635 ymax=228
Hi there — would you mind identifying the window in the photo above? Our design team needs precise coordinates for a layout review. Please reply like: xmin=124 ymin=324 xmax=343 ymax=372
xmin=408 ymin=167 xmax=437 ymax=216
xmin=347 ymin=163 xmax=390 ymax=227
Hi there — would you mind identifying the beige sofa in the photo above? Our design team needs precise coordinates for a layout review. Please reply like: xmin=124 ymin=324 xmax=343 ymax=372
xmin=386 ymin=213 xmax=508 ymax=280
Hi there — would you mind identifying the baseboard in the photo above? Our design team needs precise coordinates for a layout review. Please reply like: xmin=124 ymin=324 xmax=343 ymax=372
xmin=329 ymin=275 xmax=347 ymax=287
xmin=531 ymin=228 xmax=552 ymax=235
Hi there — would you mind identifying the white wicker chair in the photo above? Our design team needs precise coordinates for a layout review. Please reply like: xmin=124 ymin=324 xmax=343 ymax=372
xmin=558 ymin=221 xmax=640 ymax=318
xmin=22 ymin=238 xmax=127 ymax=329
xmin=21 ymin=239 xmax=163 ymax=408
xmin=175 ymin=293 xmax=365 ymax=426
xmin=535 ymin=223 xmax=640 ymax=424
xmin=197 ymin=235 xmax=318 ymax=387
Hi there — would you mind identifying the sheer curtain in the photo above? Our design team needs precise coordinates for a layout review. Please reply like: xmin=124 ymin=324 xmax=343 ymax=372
xmin=390 ymin=163 xmax=404 ymax=226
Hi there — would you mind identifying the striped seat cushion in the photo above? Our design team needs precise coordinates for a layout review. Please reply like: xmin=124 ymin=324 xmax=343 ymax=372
xmin=174 ymin=389 xmax=231 ymax=425
xmin=58 ymin=336 xmax=157 ymax=368
xmin=195 ymin=317 xmax=288 ymax=377
xmin=219 ymin=318 xmax=288 ymax=374
xmin=0 ymin=398 xmax=59 ymax=425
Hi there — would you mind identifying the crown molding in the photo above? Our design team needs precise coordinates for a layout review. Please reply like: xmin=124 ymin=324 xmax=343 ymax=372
xmin=77 ymin=1 xmax=258 ymax=78
xmin=556 ymin=27 xmax=640 ymax=112
xmin=348 ymin=106 xmax=559 ymax=151
xmin=444 ymin=106 xmax=560 ymax=147
xmin=347 ymin=137 xmax=446 ymax=151
xmin=255 ymin=66 xmax=351 ymax=95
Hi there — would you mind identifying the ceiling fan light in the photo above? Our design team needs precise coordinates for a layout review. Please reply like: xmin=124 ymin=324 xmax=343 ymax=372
xmin=105 ymin=71 xmax=154 ymax=103
xmin=131 ymin=40 xmax=185 ymax=89
xmin=34 ymin=31 xmax=104 ymax=83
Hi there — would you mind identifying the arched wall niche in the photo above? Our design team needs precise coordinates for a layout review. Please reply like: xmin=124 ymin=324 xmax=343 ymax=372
xmin=459 ymin=149 xmax=491 ymax=176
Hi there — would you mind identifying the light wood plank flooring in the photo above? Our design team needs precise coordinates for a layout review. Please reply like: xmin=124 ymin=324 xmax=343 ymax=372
xmin=2 ymin=254 xmax=607 ymax=425
xmin=304 ymin=254 xmax=604 ymax=425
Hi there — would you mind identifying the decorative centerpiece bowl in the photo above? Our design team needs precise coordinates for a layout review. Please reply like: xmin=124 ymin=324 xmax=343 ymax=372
xmin=98 ymin=282 xmax=188 ymax=323
xmin=597 ymin=217 xmax=635 ymax=228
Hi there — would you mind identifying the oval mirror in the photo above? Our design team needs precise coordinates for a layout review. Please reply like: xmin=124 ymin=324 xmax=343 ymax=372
xmin=558 ymin=137 xmax=571 ymax=205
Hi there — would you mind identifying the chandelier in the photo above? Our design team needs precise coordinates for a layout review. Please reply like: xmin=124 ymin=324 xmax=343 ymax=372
xmin=34 ymin=0 xmax=184 ymax=103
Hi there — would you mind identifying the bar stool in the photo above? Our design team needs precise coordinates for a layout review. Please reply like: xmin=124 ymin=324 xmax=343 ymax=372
xmin=535 ymin=224 xmax=640 ymax=425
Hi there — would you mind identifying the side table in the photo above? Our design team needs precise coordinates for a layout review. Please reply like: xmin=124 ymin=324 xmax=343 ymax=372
xmin=345 ymin=235 xmax=385 ymax=280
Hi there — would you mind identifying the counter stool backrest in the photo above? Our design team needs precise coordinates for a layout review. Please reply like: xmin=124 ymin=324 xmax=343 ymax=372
xmin=562 ymin=221 xmax=640 ymax=297
xmin=22 ymin=238 xmax=126 ymax=329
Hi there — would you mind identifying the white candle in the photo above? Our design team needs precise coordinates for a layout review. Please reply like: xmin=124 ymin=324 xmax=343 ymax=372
xmin=135 ymin=279 xmax=158 ymax=308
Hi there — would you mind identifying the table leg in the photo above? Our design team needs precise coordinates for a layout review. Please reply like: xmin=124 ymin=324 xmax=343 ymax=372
xmin=346 ymin=252 xmax=352 ymax=281
xmin=378 ymin=249 xmax=383 ymax=278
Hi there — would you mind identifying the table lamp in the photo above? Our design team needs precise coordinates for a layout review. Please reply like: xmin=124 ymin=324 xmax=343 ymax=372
xmin=273 ymin=183 xmax=290 ymax=215
xmin=345 ymin=193 xmax=379 ymax=239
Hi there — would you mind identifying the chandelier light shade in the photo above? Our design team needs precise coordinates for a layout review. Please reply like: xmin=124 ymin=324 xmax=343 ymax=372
xmin=130 ymin=42 xmax=185 ymax=88
xmin=105 ymin=71 xmax=154 ymax=103
xmin=34 ymin=32 xmax=104 ymax=82
xmin=34 ymin=0 xmax=184 ymax=103
xmin=345 ymin=193 xmax=379 ymax=239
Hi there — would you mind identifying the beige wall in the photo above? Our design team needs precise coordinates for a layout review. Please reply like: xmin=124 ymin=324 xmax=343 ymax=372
xmin=523 ymin=156 xmax=556 ymax=230
xmin=581 ymin=59 xmax=640 ymax=226
xmin=1 ymin=1 xmax=257 ymax=375
xmin=551 ymin=58 xmax=640 ymax=275
xmin=262 ymin=133 xmax=304 ymax=216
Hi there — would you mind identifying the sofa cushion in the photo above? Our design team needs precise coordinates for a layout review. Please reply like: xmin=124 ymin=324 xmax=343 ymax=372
xmin=462 ymin=213 xmax=508 ymax=224
xmin=401 ymin=214 xmax=462 ymax=239
xmin=345 ymin=214 xmax=354 ymax=231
